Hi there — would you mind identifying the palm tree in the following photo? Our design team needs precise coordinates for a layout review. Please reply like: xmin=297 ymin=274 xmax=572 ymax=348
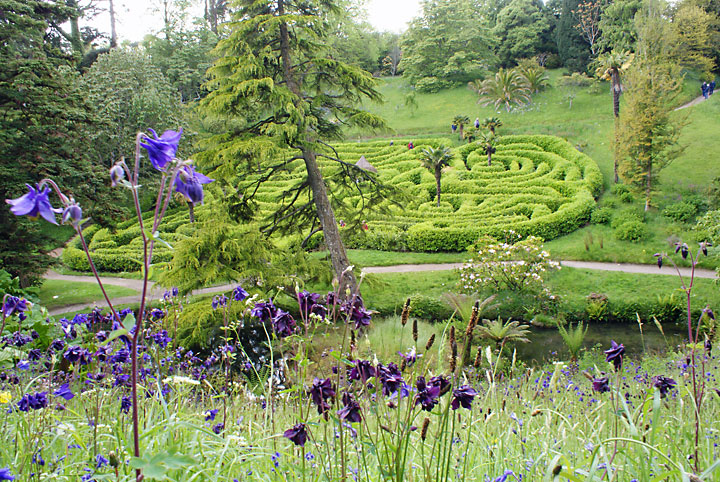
xmin=595 ymin=50 xmax=633 ymax=183
xmin=519 ymin=66 xmax=550 ymax=93
xmin=477 ymin=317 xmax=531 ymax=348
xmin=453 ymin=115 xmax=471 ymax=140
xmin=419 ymin=146 xmax=453 ymax=207
xmin=481 ymin=117 xmax=503 ymax=135
xmin=479 ymin=131 xmax=497 ymax=166
xmin=469 ymin=69 xmax=532 ymax=112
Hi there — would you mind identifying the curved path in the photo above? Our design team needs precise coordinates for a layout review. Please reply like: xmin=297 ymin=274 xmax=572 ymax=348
xmin=46 ymin=260 xmax=716 ymax=315
xmin=674 ymin=95 xmax=708 ymax=111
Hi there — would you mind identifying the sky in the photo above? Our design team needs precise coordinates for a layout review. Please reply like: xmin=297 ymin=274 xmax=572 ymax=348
xmin=90 ymin=0 xmax=423 ymax=43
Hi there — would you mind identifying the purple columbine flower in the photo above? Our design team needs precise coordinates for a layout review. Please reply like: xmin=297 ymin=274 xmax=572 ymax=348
xmin=120 ymin=396 xmax=131 ymax=414
xmin=283 ymin=423 xmax=308 ymax=447
xmin=233 ymin=286 xmax=249 ymax=302
xmin=251 ymin=301 xmax=277 ymax=322
xmin=272 ymin=310 xmax=296 ymax=338
xmin=415 ymin=376 xmax=441 ymax=411
xmin=96 ymin=454 xmax=109 ymax=469
xmin=592 ymin=376 xmax=610 ymax=393
xmin=3 ymin=296 xmax=29 ymax=318
xmin=451 ymin=385 xmax=477 ymax=410
xmin=6 ymin=184 xmax=60 ymax=224
xmin=175 ymin=164 xmax=213 ymax=205
xmin=429 ymin=375 xmax=451 ymax=396
xmin=204 ymin=409 xmax=219 ymax=421
xmin=61 ymin=203 xmax=82 ymax=227
xmin=18 ymin=391 xmax=48 ymax=411
xmin=140 ymin=128 xmax=182 ymax=171
xmin=604 ymin=340 xmax=625 ymax=370
xmin=494 ymin=470 xmax=515 ymax=482
xmin=54 ymin=383 xmax=75 ymax=401
xmin=398 ymin=347 xmax=420 ymax=367
xmin=337 ymin=393 xmax=362 ymax=423
xmin=212 ymin=295 xmax=228 ymax=310
xmin=652 ymin=375 xmax=677 ymax=398
xmin=349 ymin=359 xmax=376 ymax=382
xmin=309 ymin=377 xmax=335 ymax=416
xmin=212 ymin=423 xmax=224 ymax=434
xmin=49 ymin=339 xmax=65 ymax=352
xmin=377 ymin=363 xmax=403 ymax=396
xmin=341 ymin=296 xmax=372 ymax=331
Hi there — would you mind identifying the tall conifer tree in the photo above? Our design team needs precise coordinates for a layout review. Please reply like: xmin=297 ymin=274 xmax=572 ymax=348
xmin=199 ymin=0 xmax=390 ymax=294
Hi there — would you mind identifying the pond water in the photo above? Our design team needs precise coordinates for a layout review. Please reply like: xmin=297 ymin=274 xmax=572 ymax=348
xmin=515 ymin=322 xmax=689 ymax=364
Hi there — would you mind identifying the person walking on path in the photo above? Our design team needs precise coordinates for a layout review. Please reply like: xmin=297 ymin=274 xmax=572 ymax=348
xmin=702 ymin=82 xmax=709 ymax=99
xmin=710 ymin=80 xmax=716 ymax=96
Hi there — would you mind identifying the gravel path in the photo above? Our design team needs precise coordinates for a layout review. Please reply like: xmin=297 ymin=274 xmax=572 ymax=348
xmin=362 ymin=260 xmax=716 ymax=278
xmin=674 ymin=95 xmax=707 ymax=111
xmin=46 ymin=261 xmax=716 ymax=315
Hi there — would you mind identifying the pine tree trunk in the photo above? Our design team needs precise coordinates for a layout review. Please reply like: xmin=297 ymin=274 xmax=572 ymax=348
xmin=277 ymin=0 xmax=357 ymax=295
xmin=435 ymin=170 xmax=442 ymax=207
xmin=612 ymin=70 xmax=621 ymax=183
xmin=645 ymin=162 xmax=651 ymax=212
xmin=487 ymin=149 xmax=492 ymax=166
xmin=304 ymin=149 xmax=358 ymax=293
xmin=613 ymin=116 xmax=620 ymax=184
xmin=458 ymin=124 xmax=464 ymax=140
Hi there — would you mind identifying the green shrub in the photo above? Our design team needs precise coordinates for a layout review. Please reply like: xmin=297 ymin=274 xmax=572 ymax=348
xmin=590 ymin=207 xmax=612 ymax=225
xmin=408 ymin=294 xmax=454 ymax=321
xmin=619 ymin=191 xmax=635 ymax=203
xmin=611 ymin=184 xmax=630 ymax=195
xmin=662 ymin=201 xmax=698 ymax=223
xmin=611 ymin=207 xmax=644 ymax=229
xmin=614 ymin=220 xmax=647 ymax=241
xmin=694 ymin=209 xmax=720 ymax=243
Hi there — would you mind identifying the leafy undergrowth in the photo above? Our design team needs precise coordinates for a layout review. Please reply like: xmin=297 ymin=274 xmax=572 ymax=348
xmin=1 ymin=293 xmax=719 ymax=481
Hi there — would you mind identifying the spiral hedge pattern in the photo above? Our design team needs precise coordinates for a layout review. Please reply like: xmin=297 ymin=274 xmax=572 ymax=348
xmin=63 ymin=135 xmax=602 ymax=271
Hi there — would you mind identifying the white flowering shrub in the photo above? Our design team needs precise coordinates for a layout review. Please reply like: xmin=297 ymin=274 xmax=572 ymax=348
xmin=459 ymin=235 xmax=560 ymax=294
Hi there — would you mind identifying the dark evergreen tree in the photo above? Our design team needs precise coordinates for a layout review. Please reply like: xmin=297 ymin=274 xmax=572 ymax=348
xmin=0 ymin=0 xmax=115 ymax=286
xmin=555 ymin=0 xmax=591 ymax=71
xmin=198 ymin=0 xmax=396 ymax=294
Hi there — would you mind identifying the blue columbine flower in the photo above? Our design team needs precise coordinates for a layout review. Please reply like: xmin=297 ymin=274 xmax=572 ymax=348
xmin=140 ymin=128 xmax=182 ymax=171
xmin=54 ymin=383 xmax=75 ymax=401
xmin=109 ymin=164 xmax=125 ymax=187
xmin=233 ymin=286 xmax=249 ymax=302
xmin=212 ymin=423 xmax=224 ymax=434
xmin=212 ymin=295 xmax=228 ymax=310
xmin=3 ymin=296 xmax=29 ymax=318
xmin=0 ymin=467 xmax=15 ymax=480
xmin=175 ymin=165 xmax=213 ymax=205
xmin=61 ymin=203 xmax=82 ymax=227
xmin=96 ymin=454 xmax=109 ymax=469
xmin=18 ymin=391 xmax=48 ymax=411
xmin=120 ymin=396 xmax=131 ymax=414
xmin=204 ymin=409 xmax=219 ymax=421
xmin=6 ymin=184 xmax=60 ymax=224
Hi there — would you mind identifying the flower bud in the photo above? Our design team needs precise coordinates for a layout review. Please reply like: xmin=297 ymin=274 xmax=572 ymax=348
xmin=110 ymin=164 xmax=125 ymax=187
xmin=61 ymin=204 xmax=82 ymax=226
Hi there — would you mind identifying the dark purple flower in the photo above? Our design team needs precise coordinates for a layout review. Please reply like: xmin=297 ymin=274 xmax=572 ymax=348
xmin=415 ymin=376 xmax=441 ymax=411
xmin=175 ymin=165 xmax=213 ymax=205
xmin=212 ymin=423 xmax=224 ymax=434
xmin=398 ymin=347 xmax=420 ymax=367
xmin=49 ymin=339 xmax=65 ymax=352
xmin=337 ymin=393 xmax=362 ymax=423
xmin=120 ymin=396 xmax=131 ymax=414
xmin=349 ymin=360 xmax=376 ymax=382
xmin=341 ymin=296 xmax=372 ymax=330
xmin=233 ymin=286 xmax=249 ymax=302
xmin=309 ymin=377 xmax=335 ymax=416
xmin=429 ymin=375 xmax=451 ymax=396
xmin=653 ymin=253 xmax=663 ymax=268
xmin=592 ymin=376 xmax=610 ymax=393
xmin=652 ymin=375 xmax=677 ymax=398
xmin=27 ymin=349 xmax=42 ymax=361
xmin=494 ymin=470 xmax=514 ymax=482
xmin=283 ymin=423 xmax=308 ymax=447
xmin=6 ymin=184 xmax=60 ymax=224
xmin=272 ymin=310 xmax=296 ymax=338
xmin=451 ymin=385 xmax=477 ymax=410
xmin=140 ymin=128 xmax=182 ymax=171
xmin=150 ymin=308 xmax=165 ymax=320
xmin=204 ymin=409 xmax=219 ymax=421
xmin=18 ymin=391 xmax=48 ymax=411
xmin=251 ymin=301 xmax=277 ymax=322
xmin=54 ymin=383 xmax=75 ymax=401
xmin=377 ymin=363 xmax=403 ymax=396
xmin=61 ymin=203 xmax=82 ymax=226
xmin=3 ymin=296 xmax=29 ymax=318
xmin=604 ymin=340 xmax=625 ymax=370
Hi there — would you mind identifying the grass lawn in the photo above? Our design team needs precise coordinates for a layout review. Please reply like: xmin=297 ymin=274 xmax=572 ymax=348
xmin=310 ymin=249 xmax=468 ymax=267
xmin=35 ymin=279 xmax=139 ymax=310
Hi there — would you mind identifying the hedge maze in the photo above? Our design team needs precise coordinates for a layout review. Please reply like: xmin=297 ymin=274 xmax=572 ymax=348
xmin=64 ymin=135 xmax=602 ymax=271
